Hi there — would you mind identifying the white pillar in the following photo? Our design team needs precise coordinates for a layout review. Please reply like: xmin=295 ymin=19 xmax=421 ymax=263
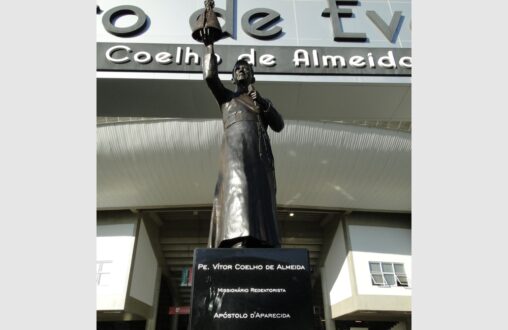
xmin=145 ymin=267 xmax=162 ymax=330
xmin=320 ymin=268 xmax=336 ymax=330
xmin=170 ymin=315 xmax=178 ymax=330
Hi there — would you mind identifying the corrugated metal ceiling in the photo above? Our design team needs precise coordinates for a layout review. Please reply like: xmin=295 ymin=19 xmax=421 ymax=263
xmin=97 ymin=119 xmax=410 ymax=212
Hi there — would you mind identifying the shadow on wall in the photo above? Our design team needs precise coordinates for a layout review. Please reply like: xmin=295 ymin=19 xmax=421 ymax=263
xmin=347 ymin=213 xmax=411 ymax=256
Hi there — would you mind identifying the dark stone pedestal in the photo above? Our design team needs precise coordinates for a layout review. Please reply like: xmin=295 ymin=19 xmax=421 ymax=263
xmin=189 ymin=248 xmax=314 ymax=330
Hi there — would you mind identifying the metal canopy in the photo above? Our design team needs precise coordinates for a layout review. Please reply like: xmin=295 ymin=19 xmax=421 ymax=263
xmin=97 ymin=119 xmax=411 ymax=212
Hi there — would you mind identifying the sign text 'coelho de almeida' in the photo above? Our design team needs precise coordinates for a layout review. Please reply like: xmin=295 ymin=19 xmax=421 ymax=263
xmin=97 ymin=43 xmax=411 ymax=76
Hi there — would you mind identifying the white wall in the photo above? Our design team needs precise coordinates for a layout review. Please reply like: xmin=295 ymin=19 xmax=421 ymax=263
xmin=349 ymin=225 xmax=411 ymax=296
xmin=323 ymin=221 xmax=352 ymax=305
xmin=129 ymin=220 xmax=159 ymax=306
xmin=97 ymin=220 xmax=137 ymax=310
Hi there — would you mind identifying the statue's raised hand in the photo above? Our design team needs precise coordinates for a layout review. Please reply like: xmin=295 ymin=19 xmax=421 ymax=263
xmin=200 ymin=28 xmax=214 ymax=46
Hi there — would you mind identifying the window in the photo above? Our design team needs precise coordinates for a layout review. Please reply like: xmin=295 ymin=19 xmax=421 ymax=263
xmin=369 ymin=261 xmax=409 ymax=287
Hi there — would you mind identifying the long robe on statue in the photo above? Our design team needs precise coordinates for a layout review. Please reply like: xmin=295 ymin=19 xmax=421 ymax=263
xmin=204 ymin=53 xmax=284 ymax=248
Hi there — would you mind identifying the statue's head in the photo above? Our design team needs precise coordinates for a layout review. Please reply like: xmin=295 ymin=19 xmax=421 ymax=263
xmin=232 ymin=59 xmax=255 ymax=85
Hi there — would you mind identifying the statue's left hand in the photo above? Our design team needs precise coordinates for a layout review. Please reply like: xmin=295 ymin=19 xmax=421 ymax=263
xmin=248 ymin=89 xmax=258 ymax=102
xmin=249 ymin=89 xmax=268 ymax=109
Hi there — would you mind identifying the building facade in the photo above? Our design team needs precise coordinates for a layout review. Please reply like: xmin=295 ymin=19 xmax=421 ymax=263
xmin=96 ymin=1 xmax=411 ymax=329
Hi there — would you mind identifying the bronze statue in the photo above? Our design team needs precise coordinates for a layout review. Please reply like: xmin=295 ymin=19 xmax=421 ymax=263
xmin=198 ymin=29 xmax=285 ymax=248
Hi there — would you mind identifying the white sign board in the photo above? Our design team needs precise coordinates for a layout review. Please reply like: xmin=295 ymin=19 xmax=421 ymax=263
xmin=96 ymin=234 xmax=135 ymax=310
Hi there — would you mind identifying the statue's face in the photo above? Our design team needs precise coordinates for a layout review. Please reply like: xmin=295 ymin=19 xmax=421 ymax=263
xmin=233 ymin=63 xmax=253 ymax=84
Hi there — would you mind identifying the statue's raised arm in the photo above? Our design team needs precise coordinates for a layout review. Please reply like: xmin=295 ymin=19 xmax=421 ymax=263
xmin=203 ymin=43 xmax=229 ymax=105
xmin=192 ymin=0 xmax=284 ymax=249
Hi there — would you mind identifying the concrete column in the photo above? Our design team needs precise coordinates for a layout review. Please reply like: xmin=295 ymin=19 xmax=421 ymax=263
xmin=170 ymin=315 xmax=178 ymax=330
xmin=391 ymin=321 xmax=406 ymax=330
xmin=145 ymin=267 xmax=162 ymax=330
xmin=320 ymin=269 xmax=336 ymax=330
xmin=405 ymin=316 xmax=412 ymax=330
